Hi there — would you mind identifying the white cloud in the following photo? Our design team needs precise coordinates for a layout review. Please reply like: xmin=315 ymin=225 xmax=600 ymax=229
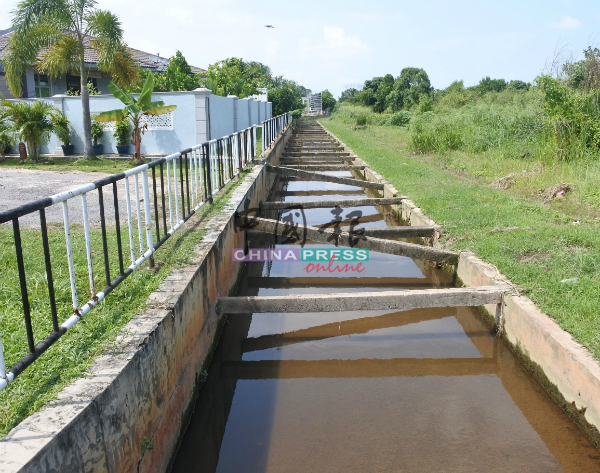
xmin=549 ymin=15 xmax=582 ymax=29
xmin=324 ymin=26 xmax=368 ymax=53
xmin=347 ymin=12 xmax=380 ymax=22
xmin=167 ymin=7 xmax=195 ymax=24
xmin=265 ymin=39 xmax=279 ymax=62
xmin=299 ymin=26 xmax=368 ymax=61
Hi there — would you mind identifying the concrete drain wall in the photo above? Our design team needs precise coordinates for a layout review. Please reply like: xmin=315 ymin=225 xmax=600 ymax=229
xmin=0 ymin=126 xmax=292 ymax=473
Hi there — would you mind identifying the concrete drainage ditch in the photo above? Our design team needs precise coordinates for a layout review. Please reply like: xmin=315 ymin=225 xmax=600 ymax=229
xmin=169 ymin=119 xmax=600 ymax=472
xmin=5 ymin=118 xmax=600 ymax=472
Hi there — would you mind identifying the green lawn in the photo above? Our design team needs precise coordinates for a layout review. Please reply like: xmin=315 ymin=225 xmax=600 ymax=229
xmin=0 ymin=167 xmax=251 ymax=437
xmin=0 ymin=156 xmax=139 ymax=173
xmin=321 ymin=118 xmax=600 ymax=360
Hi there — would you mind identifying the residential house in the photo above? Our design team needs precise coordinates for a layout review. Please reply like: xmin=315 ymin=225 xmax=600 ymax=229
xmin=0 ymin=29 xmax=205 ymax=98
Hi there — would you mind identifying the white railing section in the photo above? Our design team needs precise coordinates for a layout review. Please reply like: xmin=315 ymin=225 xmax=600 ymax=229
xmin=0 ymin=115 xmax=291 ymax=392
xmin=262 ymin=113 xmax=292 ymax=153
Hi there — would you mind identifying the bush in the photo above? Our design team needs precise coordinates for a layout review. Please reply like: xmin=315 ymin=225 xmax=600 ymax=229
xmin=409 ymin=114 xmax=463 ymax=153
xmin=91 ymin=121 xmax=104 ymax=145
xmin=537 ymin=75 xmax=600 ymax=159
xmin=330 ymin=103 xmax=391 ymax=126
xmin=113 ymin=119 xmax=130 ymax=147
xmin=290 ymin=109 xmax=304 ymax=119
xmin=52 ymin=112 xmax=72 ymax=145
xmin=418 ymin=95 xmax=433 ymax=113
xmin=0 ymin=124 xmax=14 ymax=161
xmin=355 ymin=113 xmax=368 ymax=127
xmin=439 ymin=90 xmax=475 ymax=108
xmin=386 ymin=111 xmax=411 ymax=126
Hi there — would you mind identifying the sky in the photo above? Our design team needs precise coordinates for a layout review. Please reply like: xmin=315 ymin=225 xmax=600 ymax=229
xmin=0 ymin=0 xmax=599 ymax=97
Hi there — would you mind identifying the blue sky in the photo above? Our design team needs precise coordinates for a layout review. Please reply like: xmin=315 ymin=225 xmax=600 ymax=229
xmin=1 ymin=0 xmax=599 ymax=96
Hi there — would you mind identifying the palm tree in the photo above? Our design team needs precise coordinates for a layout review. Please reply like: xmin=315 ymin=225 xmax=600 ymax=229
xmin=0 ymin=111 xmax=15 ymax=163
xmin=4 ymin=0 xmax=137 ymax=159
xmin=2 ymin=100 xmax=62 ymax=162
xmin=95 ymin=74 xmax=176 ymax=165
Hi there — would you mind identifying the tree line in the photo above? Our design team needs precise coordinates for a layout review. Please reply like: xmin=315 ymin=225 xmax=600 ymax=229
xmin=340 ymin=48 xmax=600 ymax=160
xmin=340 ymin=68 xmax=532 ymax=114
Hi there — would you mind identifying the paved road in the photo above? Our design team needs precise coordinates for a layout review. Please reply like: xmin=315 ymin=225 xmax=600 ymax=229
xmin=0 ymin=169 xmax=131 ymax=227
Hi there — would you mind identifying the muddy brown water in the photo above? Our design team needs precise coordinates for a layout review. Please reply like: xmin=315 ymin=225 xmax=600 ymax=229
xmin=170 ymin=168 xmax=600 ymax=471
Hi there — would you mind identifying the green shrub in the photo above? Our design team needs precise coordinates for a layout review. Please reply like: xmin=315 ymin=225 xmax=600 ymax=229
xmin=409 ymin=114 xmax=463 ymax=153
xmin=408 ymin=99 xmax=549 ymax=156
xmin=113 ymin=119 xmax=130 ymax=147
xmin=52 ymin=112 xmax=72 ymax=146
xmin=418 ymin=95 xmax=433 ymax=113
xmin=537 ymin=75 xmax=600 ymax=159
xmin=355 ymin=113 xmax=368 ymax=127
xmin=290 ymin=108 xmax=304 ymax=119
xmin=91 ymin=121 xmax=104 ymax=145
xmin=386 ymin=111 xmax=411 ymax=126
xmin=332 ymin=104 xmax=373 ymax=123
xmin=439 ymin=90 xmax=475 ymax=108
xmin=0 ymin=125 xmax=14 ymax=161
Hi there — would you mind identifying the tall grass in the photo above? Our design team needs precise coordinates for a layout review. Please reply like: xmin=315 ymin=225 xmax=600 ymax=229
xmin=409 ymin=92 xmax=550 ymax=156
xmin=334 ymin=87 xmax=600 ymax=164
xmin=332 ymin=104 xmax=390 ymax=126
xmin=408 ymin=89 xmax=600 ymax=163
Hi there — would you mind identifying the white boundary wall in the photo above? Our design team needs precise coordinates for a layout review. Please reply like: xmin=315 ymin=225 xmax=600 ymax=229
xmin=6 ymin=89 xmax=272 ymax=156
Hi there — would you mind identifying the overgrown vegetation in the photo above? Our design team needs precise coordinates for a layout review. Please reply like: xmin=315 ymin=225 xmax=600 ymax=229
xmin=322 ymin=46 xmax=600 ymax=363
xmin=338 ymin=47 xmax=600 ymax=164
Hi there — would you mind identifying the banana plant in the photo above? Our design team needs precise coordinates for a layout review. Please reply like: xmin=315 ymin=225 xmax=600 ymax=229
xmin=95 ymin=73 xmax=176 ymax=164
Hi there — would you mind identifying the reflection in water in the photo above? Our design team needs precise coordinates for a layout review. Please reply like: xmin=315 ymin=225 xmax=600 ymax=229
xmin=170 ymin=160 xmax=600 ymax=473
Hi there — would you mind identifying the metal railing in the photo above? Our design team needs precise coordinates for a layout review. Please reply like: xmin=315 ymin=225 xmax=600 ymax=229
xmin=262 ymin=113 xmax=291 ymax=153
xmin=0 ymin=115 xmax=289 ymax=392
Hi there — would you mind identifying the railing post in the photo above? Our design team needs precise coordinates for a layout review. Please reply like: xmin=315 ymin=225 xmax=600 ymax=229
xmin=13 ymin=219 xmax=35 ymax=354
xmin=237 ymin=132 xmax=243 ymax=170
xmin=81 ymin=194 xmax=95 ymax=297
xmin=62 ymin=201 xmax=79 ymax=313
xmin=0 ymin=336 xmax=5 ymax=379
xmin=204 ymin=143 xmax=213 ymax=201
xmin=0 ymin=335 xmax=7 ymax=389
xmin=142 ymin=169 xmax=155 ymax=268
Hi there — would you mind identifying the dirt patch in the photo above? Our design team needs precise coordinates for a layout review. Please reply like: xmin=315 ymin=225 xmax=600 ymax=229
xmin=490 ymin=226 xmax=534 ymax=233
xmin=564 ymin=244 xmax=589 ymax=253
xmin=537 ymin=183 xmax=573 ymax=203
xmin=518 ymin=252 xmax=551 ymax=264
xmin=491 ymin=170 xmax=537 ymax=190
xmin=440 ymin=235 xmax=465 ymax=249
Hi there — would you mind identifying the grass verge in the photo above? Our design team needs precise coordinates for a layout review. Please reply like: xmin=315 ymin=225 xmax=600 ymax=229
xmin=320 ymin=118 xmax=600 ymax=361
xmin=0 ymin=156 xmax=139 ymax=174
xmin=0 ymin=166 xmax=252 ymax=437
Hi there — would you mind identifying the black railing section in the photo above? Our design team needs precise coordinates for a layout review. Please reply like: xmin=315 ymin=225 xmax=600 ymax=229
xmin=0 ymin=115 xmax=291 ymax=391
xmin=262 ymin=113 xmax=292 ymax=153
